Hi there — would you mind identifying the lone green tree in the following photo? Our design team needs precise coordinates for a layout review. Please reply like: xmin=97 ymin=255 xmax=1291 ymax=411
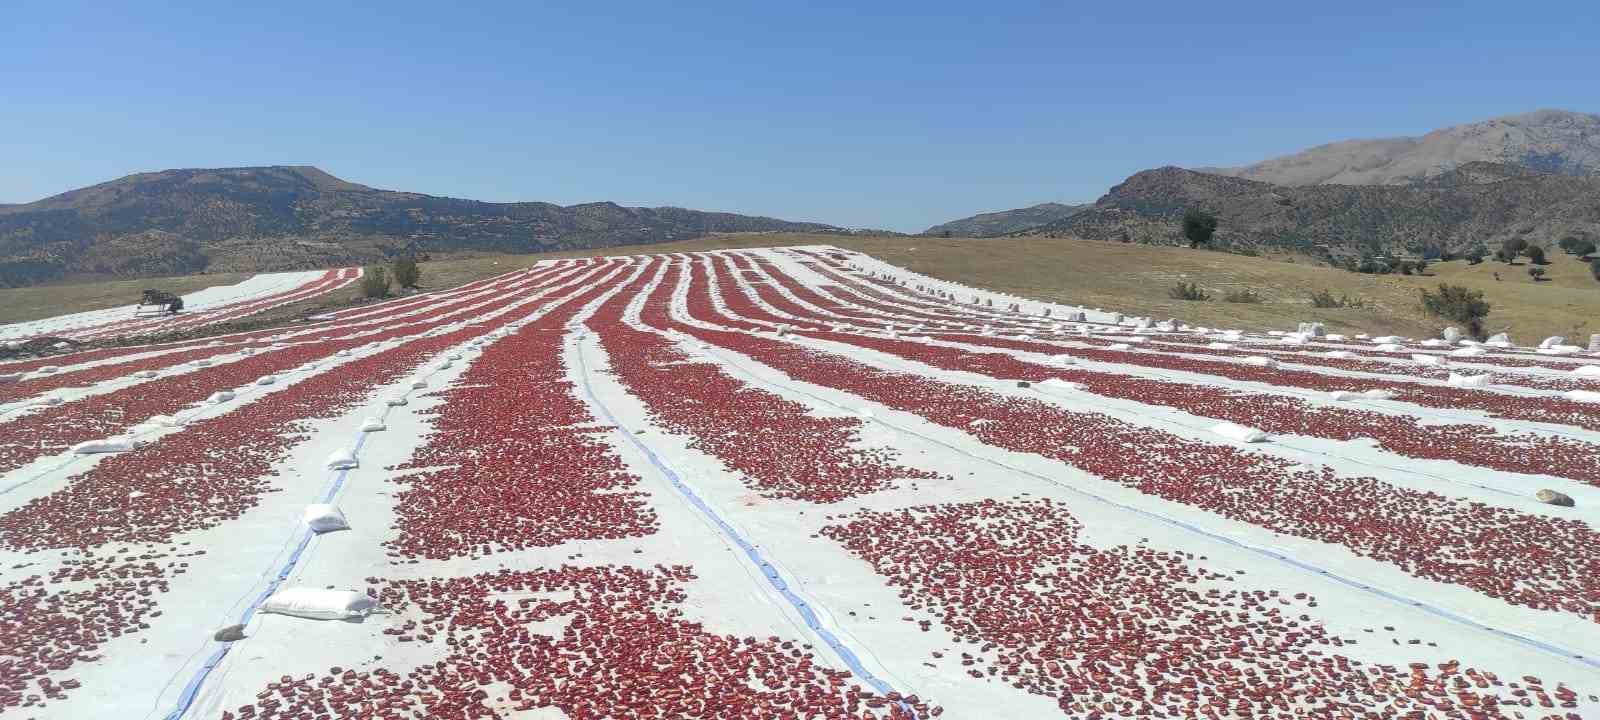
xmin=1525 ymin=245 xmax=1548 ymax=265
xmin=1501 ymin=237 xmax=1528 ymax=264
xmin=1420 ymin=283 xmax=1491 ymax=339
xmin=392 ymin=256 xmax=422 ymax=289
xmin=360 ymin=266 xmax=392 ymax=298
xmin=1182 ymin=209 xmax=1218 ymax=249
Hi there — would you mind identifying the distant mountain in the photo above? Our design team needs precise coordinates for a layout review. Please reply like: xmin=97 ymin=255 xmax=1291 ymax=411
xmin=923 ymin=202 xmax=1088 ymax=237
xmin=0 ymin=166 xmax=839 ymax=286
xmin=1019 ymin=162 xmax=1600 ymax=264
xmin=1201 ymin=109 xmax=1600 ymax=186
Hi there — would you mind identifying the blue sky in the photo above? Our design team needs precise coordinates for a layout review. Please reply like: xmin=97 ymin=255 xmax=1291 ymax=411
xmin=3 ymin=1 xmax=1596 ymax=231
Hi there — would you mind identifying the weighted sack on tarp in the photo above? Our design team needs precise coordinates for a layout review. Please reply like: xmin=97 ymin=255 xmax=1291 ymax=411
xmin=260 ymin=588 xmax=374 ymax=621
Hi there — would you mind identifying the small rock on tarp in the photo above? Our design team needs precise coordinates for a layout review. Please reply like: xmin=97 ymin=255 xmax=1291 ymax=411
xmin=1536 ymin=489 xmax=1575 ymax=507
xmin=214 ymin=624 xmax=247 ymax=642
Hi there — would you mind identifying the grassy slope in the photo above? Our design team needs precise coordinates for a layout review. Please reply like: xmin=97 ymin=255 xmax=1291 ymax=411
xmin=5 ymin=234 xmax=1597 ymax=345
xmin=0 ymin=272 xmax=249 ymax=325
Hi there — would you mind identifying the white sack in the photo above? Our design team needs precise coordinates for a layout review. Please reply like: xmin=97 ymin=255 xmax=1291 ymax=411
xmin=1107 ymin=343 xmax=1132 ymax=351
xmin=256 ymin=375 xmax=277 ymax=386
xmin=1571 ymin=365 xmax=1600 ymax=377
xmin=1446 ymin=373 xmax=1490 ymax=388
xmin=303 ymin=504 xmax=350 ymax=533
xmin=1207 ymin=342 xmax=1233 ymax=349
xmin=325 ymin=449 xmax=359 ymax=470
xmin=1565 ymin=390 xmax=1600 ymax=404
xmin=1213 ymin=422 xmax=1268 ymax=443
xmin=1038 ymin=378 xmax=1086 ymax=391
xmin=1374 ymin=343 xmax=1403 ymax=352
xmin=73 ymin=437 xmax=142 ymax=454
xmin=1449 ymin=347 xmax=1486 ymax=357
xmin=1410 ymin=354 xmax=1446 ymax=366
xmin=385 ymin=396 xmax=409 ymax=407
xmin=1241 ymin=356 xmax=1277 ymax=368
xmin=360 ymin=417 xmax=386 ymax=432
xmin=208 ymin=391 xmax=235 ymax=404
xmin=1327 ymin=390 xmax=1357 ymax=401
xmin=1362 ymin=389 xmax=1397 ymax=399
xmin=1324 ymin=351 xmax=1354 ymax=359
xmin=260 ymin=588 xmax=375 ymax=621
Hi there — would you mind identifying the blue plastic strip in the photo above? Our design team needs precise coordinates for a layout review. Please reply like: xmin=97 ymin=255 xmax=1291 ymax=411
xmin=163 ymin=431 xmax=371 ymax=720
xmin=705 ymin=348 xmax=1600 ymax=670
xmin=574 ymin=341 xmax=918 ymax=716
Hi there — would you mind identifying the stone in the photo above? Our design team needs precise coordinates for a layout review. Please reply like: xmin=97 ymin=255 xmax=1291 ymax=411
xmin=1540 ymin=335 xmax=1566 ymax=349
xmin=1297 ymin=322 xmax=1327 ymax=337
xmin=213 ymin=624 xmax=247 ymax=642
xmin=1536 ymin=489 xmax=1574 ymax=507
xmin=1441 ymin=326 xmax=1462 ymax=342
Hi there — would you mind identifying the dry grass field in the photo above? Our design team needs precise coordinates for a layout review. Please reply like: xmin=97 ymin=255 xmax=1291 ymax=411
xmin=0 ymin=272 xmax=249 ymax=325
xmin=6 ymin=234 xmax=1598 ymax=345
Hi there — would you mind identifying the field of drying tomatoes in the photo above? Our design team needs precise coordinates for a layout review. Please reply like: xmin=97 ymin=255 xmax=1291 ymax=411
xmin=2 ymin=247 xmax=1597 ymax=720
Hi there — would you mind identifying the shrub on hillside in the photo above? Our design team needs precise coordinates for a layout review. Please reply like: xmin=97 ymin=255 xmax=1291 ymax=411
xmin=1356 ymin=258 xmax=1392 ymax=274
xmin=1501 ymin=237 xmax=1528 ymax=263
xmin=1308 ymin=289 xmax=1365 ymax=308
xmin=392 ymin=257 xmax=422 ymax=289
xmin=1182 ymin=209 xmax=1218 ymax=248
xmin=1591 ymin=258 xmax=1600 ymax=282
xmin=1526 ymin=245 xmax=1549 ymax=265
xmin=1574 ymin=240 xmax=1598 ymax=257
xmin=1420 ymin=283 xmax=1490 ymax=339
xmin=1168 ymin=281 xmax=1210 ymax=301
xmin=1223 ymin=288 xmax=1262 ymax=303
xmin=360 ymin=266 xmax=392 ymax=298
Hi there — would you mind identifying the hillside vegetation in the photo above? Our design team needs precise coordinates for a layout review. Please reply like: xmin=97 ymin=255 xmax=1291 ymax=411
xmin=0 ymin=166 xmax=837 ymax=287
xmin=923 ymin=202 xmax=1087 ymax=237
xmin=8 ymin=233 xmax=1598 ymax=346
xmin=1023 ymin=162 xmax=1600 ymax=266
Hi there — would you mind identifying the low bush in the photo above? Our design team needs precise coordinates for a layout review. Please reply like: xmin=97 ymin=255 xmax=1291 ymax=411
xmin=392 ymin=257 xmax=422 ymax=289
xmin=1168 ymin=281 xmax=1210 ymax=301
xmin=360 ymin=266 xmax=392 ymax=298
xmin=1308 ymin=289 xmax=1366 ymax=309
xmin=1420 ymin=283 xmax=1490 ymax=338
xmin=1222 ymin=288 xmax=1262 ymax=303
